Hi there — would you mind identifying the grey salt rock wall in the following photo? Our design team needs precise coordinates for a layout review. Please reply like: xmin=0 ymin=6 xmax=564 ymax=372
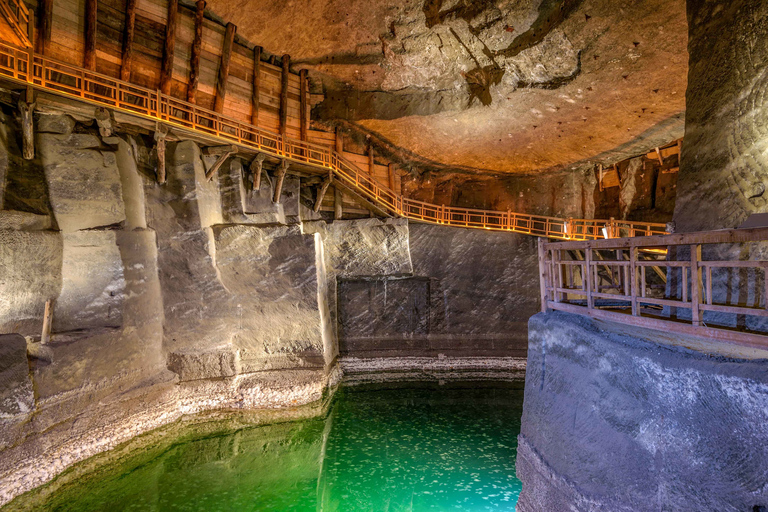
xmin=517 ymin=311 xmax=768 ymax=512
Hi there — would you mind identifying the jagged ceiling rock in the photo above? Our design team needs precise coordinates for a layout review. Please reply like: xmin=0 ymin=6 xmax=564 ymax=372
xmin=208 ymin=0 xmax=687 ymax=174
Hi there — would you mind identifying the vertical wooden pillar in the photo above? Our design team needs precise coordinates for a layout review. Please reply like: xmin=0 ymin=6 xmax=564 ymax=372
xmin=299 ymin=69 xmax=308 ymax=141
xmin=538 ymin=238 xmax=549 ymax=312
xmin=36 ymin=0 xmax=53 ymax=54
xmin=334 ymin=186 xmax=343 ymax=220
xmin=367 ymin=144 xmax=374 ymax=176
xmin=84 ymin=0 xmax=97 ymax=70
xmin=251 ymin=46 xmax=261 ymax=125
xmin=186 ymin=0 xmax=205 ymax=103
xmin=630 ymin=246 xmax=638 ymax=316
xmin=120 ymin=0 xmax=137 ymax=81
xmin=19 ymin=94 xmax=35 ymax=160
xmin=160 ymin=0 xmax=178 ymax=95
xmin=387 ymin=163 xmax=396 ymax=191
xmin=334 ymin=126 xmax=343 ymax=154
xmin=279 ymin=54 xmax=290 ymax=137
xmin=690 ymin=244 xmax=702 ymax=326
xmin=41 ymin=299 xmax=53 ymax=344
xmin=154 ymin=124 xmax=169 ymax=184
xmin=585 ymin=245 xmax=594 ymax=309
xmin=273 ymin=160 xmax=288 ymax=203
xmin=213 ymin=22 xmax=236 ymax=113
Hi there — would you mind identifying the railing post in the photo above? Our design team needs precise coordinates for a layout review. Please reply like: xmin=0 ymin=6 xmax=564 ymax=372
xmin=585 ymin=244 xmax=594 ymax=310
xmin=690 ymin=244 xmax=702 ymax=326
xmin=538 ymin=237 xmax=549 ymax=313
xmin=553 ymin=248 xmax=563 ymax=303
xmin=630 ymin=245 xmax=638 ymax=316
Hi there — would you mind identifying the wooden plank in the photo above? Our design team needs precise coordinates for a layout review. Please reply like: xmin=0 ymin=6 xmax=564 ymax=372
xmin=251 ymin=45 xmax=260 ymax=124
xmin=213 ymin=21 xmax=235 ymax=112
xmin=279 ymin=53 xmax=289 ymax=137
xmin=691 ymin=244 xmax=702 ymax=326
xmin=186 ymin=0 xmax=204 ymax=102
xmin=160 ymin=0 xmax=178 ymax=94
xmin=84 ymin=0 xmax=97 ymax=69
xmin=120 ymin=0 xmax=137 ymax=80
xmin=299 ymin=68 xmax=307 ymax=141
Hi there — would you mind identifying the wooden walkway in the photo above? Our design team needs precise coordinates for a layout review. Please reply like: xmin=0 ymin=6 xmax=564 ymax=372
xmin=0 ymin=2 xmax=666 ymax=240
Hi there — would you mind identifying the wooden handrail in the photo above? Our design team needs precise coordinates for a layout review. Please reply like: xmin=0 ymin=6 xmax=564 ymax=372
xmin=539 ymin=227 xmax=768 ymax=347
xmin=0 ymin=36 xmax=667 ymax=240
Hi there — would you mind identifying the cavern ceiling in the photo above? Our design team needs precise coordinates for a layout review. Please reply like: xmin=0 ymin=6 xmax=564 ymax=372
xmin=206 ymin=0 xmax=688 ymax=174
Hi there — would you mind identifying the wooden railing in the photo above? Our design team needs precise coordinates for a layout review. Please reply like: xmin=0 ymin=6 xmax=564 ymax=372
xmin=539 ymin=228 xmax=768 ymax=347
xmin=0 ymin=36 xmax=667 ymax=240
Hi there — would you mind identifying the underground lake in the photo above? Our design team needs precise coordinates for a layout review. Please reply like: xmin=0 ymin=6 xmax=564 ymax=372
xmin=3 ymin=383 xmax=525 ymax=511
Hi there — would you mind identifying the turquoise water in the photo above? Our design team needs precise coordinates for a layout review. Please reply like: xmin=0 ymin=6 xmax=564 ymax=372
xmin=10 ymin=383 xmax=524 ymax=511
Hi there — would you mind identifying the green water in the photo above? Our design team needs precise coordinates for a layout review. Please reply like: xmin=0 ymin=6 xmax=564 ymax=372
xmin=10 ymin=384 xmax=524 ymax=511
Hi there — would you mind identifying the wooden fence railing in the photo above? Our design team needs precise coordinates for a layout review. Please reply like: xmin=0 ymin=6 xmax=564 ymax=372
xmin=539 ymin=228 xmax=768 ymax=347
xmin=0 ymin=36 xmax=667 ymax=240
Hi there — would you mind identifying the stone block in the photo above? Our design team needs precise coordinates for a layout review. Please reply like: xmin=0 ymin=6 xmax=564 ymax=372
xmin=0 ymin=334 xmax=33 ymax=419
xmin=36 ymin=114 xmax=75 ymax=135
xmin=167 ymin=347 xmax=240 ymax=382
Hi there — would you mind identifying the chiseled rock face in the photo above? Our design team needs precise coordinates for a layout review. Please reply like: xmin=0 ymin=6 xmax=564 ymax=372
xmin=54 ymin=231 xmax=125 ymax=333
xmin=167 ymin=347 xmax=240 ymax=382
xmin=0 ymin=230 xmax=62 ymax=336
xmin=38 ymin=132 xmax=126 ymax=232
xmin=518 ymin=312 xmax=768 ymax=512
xmin=0 ymin=334 xmax=33 ymax=421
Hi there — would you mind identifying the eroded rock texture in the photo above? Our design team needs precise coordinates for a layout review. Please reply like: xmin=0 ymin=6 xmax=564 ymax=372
xmin=517 ymin=312 xmax=768 ymax=511
xmin=674 ymin=0 xmax=768 ymax=231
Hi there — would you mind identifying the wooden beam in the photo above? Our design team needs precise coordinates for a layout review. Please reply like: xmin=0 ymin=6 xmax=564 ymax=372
xmin=41 ymin=299 xmax=53 ymax=344
xmin=204 ymin=145 xmax=237 ymax=181
xmin=119 ymin=0 xmax=138 ymax=81
xmin=273 ymin=160 xmax=288 ymax=203
xmin=154 ymin=124 xmax=169 ymax=184
xmin=335 ymin=126 xmax=343 ymax=153
xmin=160 ymin=0 xmax=178 ymax=95
xmin=314 ymin=172 xmax=333 ymax=212
xmin=249 ymin=153 xmax=266 ymax=191
xmin=251 ymin=45 xmax=261 ymax=125
xmin=367 ymin=143 xmax=374 ymax=176
xmin=36 ymin=0 xmax=53 ymax=55
xmin=299 ymin=69 xmax=308 ymax=141
xmin=279 ymin=54 xmax=290 ymax=137
xmin=84 ymin=0 xmax=97 ymax=70
xmin=387 ymin=163 xmax=396 ymax=191
xmin=334 ymin=186 xmax=343 ymax=220
xmin=186 ymin=0 xmax=205 ymax=103
xmin=19 ymin=95 xmax=34 ymax=160
xmin=213 ymin=22 xmax=236 ymax=113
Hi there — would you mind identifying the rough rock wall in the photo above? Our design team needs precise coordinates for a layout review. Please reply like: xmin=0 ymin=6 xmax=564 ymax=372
xmin=674 ymin=0 xmax=768 ymax=232
xmin=517 ymin=312 xmax=768 ymax=511
xmin=337 ymin=223 xmax=539 ymax=357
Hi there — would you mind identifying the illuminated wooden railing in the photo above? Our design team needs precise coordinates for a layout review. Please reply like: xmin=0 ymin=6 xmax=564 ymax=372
xmin=0 ymin=0 xmax=29 ymax=47
xmin=0 ymin=38 xmax=667 ymax=240
xmin=539 ymin=228 xmax=768 ymax=347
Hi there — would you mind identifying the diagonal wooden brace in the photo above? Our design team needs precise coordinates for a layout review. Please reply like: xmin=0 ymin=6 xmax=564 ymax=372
xmin=313 ymin=171 xmax=333 ymax=212
xmin=249 ymin=153 xmax=267 ymax=192
xmin=273 ymin=160 xmax=289 ymax=203
xmin=204 ymin=144 xmax=238 ymax=181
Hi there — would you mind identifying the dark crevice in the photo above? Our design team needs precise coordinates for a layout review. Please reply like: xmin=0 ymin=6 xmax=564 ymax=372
xmin=495 ymin=0 xmax=585 ymax=59
xmin=422 ymin=0 xmax=496 ymax=29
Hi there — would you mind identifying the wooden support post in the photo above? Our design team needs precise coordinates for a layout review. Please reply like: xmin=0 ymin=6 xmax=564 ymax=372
xmin=334 ymin=186 xmax=343 ymax=220
xmin=299 ymin=69 xmax=308 ymax=141
xmin=213 ymin=22 xmax=236 ymax=113
xmin=334 ymin=126 xmax=343 ymax=154
xmin=630 ymin=246 xmax=638 ymax=315
xmin=95 ymin=107 xmax=112 ymax=137
xmin=154 ymin=124 xmax=168 ymax=184
xmin=186 ymin=0 xmax=205 ymax=103
xmin=251 ymin=46 xmax=261 ymax=125
xmin=585 ymin=246 xmax=594 ymax=309
xmin=84 ymin=0 xmax=97 ymax=70
xmin=538 ymin=238 xmax=549 ymax=313
xmin=655 ymin=147 xmax=664 ymax=166
xmin=120 ymin=0 xmax=137 ymax=81
xmin=279 ymin=54 xmax=290 ymax=137
xmin=36 ymin=0 xmax=53 ymax=55
xmin=19 ymin=94 xmax=35 ymax=160
xmin=41 ymin=299 xmax=53 ymax=344
xmin=273 ymin=160 xmax=288 ymax=203
xmin=553 ymin=249 xmax=563 ymax=302
xmin=314 ymin=172 xmax=333 ymax=212
xmin=367 ymin=144 xmax=375 ymax=176
xmin=249 ymin=153 xmax=266 ymax=191
xmin=160 ymin=0 xmax=178 ymax=95
xmin=690 ymin=244 xmax=702 ymax=326
xmin=387 ymin=163 xmax=396 ymax=191
xmin=203 ymin=144 xmax=237 ymax=181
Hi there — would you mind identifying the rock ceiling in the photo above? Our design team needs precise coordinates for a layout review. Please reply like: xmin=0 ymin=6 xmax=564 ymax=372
xmin=207 ymin=0 xmax=688 ymax=174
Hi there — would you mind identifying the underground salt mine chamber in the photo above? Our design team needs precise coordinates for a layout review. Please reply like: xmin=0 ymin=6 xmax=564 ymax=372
xmin=1 ymin=0 xmax=768 ymax=510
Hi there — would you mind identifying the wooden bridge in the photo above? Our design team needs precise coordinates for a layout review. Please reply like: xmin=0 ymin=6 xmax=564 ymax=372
xmin=0 ymin=0 xmax=667 ymax=240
